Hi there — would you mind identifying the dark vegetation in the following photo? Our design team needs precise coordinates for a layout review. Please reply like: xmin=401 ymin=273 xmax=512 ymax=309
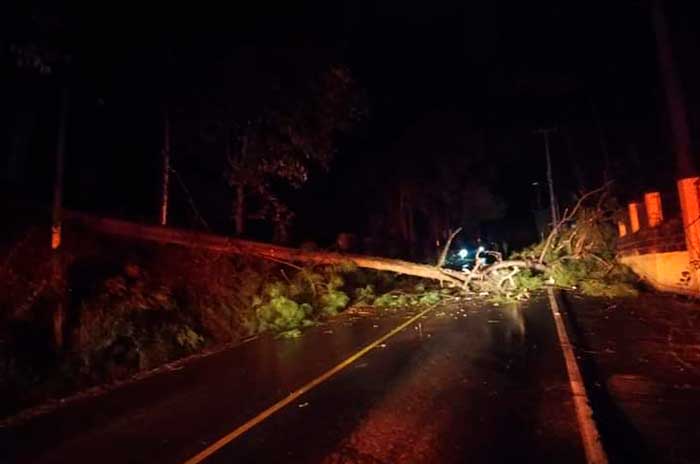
xmin=0 ymin=186 xmax=640 ymax=420
xmin=0 ymin=222 xmax=449 ymax=420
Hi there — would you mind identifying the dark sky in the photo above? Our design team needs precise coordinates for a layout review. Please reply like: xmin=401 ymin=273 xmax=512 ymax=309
xmin=2 ymin=1 xmax=699 ymax=245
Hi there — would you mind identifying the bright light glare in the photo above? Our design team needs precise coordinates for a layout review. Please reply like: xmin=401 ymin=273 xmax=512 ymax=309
xmin=477 ymin=246 xmax=485 ymax=254
xmin=458 ymin=248 xmax=468 ymax=259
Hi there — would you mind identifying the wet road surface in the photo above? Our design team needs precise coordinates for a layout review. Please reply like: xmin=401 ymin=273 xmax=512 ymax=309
xmin=563 ymin=293 xmax=700 ymax=464
xmin=2 ymin=297 xmax=586 ymax=463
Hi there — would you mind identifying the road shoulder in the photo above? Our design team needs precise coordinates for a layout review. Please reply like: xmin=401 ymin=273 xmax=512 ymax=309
xmin=560 ymin=291 xmax=700 ymax=463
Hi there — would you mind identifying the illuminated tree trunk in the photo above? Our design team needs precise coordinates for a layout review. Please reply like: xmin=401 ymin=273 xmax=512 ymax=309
xmin=159 ymin=106 xmax=171 ymax=226
xmin=51 ymin=87 xmax=69 ymax=349
xmin=67 ymin=212 xmax=467 ymax=286
xmin=52 ymin=87 xmax=68 ymax=250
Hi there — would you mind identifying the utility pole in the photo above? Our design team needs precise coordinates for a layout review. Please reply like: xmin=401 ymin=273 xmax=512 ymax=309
xmin=51 ymin=87 xmax=69 ymax=250
xmin=51 ymin=87 xmax=69 ymax=350
xmin=535 ymin=128 xmax=559 ymax=227
xmin=159 ymin=47 xmax=174 ymax=226
xmin=159 ymin=106 xmax=170 ymax=226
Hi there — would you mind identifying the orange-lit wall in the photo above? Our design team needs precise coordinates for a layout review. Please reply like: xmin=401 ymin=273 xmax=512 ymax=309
xmin=617 ymin=221 xmax=627 ymax=238
xmin=619 ymin=181 xmax=700 ymax=297
xmin=677 ymin=177 xmax=700 ymax=261
xmin=620 ymin=251 xmax=699 ymax=296
xmin=628 ymin=202 xmax=641 ymax=233
xmin=644 ymin=192 xmax=663 ymax=227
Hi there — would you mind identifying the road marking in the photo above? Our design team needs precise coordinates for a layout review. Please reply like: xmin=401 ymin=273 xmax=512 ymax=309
xmin=182 ymin=305 xmax=438 ymax=464
xmin=547 ymin=288 xmax=608 ymax=464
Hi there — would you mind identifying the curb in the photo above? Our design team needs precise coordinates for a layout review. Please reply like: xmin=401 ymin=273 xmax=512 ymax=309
xmin=547 ymin=288 xmax=608 ymax=464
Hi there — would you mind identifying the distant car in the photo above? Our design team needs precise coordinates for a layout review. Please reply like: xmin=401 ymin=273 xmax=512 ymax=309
xmin=443 ymin=243 xmax=498 ymax=271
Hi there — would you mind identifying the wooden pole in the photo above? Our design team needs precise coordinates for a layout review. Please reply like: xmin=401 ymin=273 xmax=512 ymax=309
xmin=159 ymin=106 xmax=171 ymax=226
xmin=51 ymin=87 xmax=69 ymax=349
xmin=535 ymin=128 xmax=559 ymax=227
xmin=51 ymin=87 xmax=69 ymax=249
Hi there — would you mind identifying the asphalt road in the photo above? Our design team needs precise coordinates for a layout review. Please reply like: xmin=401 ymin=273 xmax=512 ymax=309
xmin=2 ymin=296 xmax=586 ymax=463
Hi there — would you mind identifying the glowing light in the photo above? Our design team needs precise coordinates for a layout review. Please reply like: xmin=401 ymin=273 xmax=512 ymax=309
xmin=477 ymin=246 xmax=485 ymax=254
xmin=51 ymin=223 xmax=61 ymax=250
xmin=458 ymin=248 xmax=468 ymax=259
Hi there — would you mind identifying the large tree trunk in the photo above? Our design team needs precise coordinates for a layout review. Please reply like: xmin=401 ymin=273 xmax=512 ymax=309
xmin=52 ymin=87 xmax=69 ymax=250
xmin=66 ymin=212 xmax=464 ymax=285
xmin=51 ymin=88 xmax=69 ymax=349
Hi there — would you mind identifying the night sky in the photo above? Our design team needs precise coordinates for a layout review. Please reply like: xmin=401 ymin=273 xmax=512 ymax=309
xmin=2 ymin=1 xmax=699 ymax=248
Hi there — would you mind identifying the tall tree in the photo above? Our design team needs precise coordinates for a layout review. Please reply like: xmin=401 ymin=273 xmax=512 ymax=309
xmin=197 ymin=56 xmax=365 ymax=241
xmin=383 ymin=114 xmax=505 ymax=256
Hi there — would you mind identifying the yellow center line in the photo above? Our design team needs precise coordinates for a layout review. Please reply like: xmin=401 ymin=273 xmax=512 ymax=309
xmin=182 ymin=304 xmax=438 ymax=464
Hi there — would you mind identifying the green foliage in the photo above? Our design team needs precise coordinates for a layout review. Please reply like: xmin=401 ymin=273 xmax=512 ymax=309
xmin=417 ymin=291 xmax=442 ymax=305
xmin=354 ymin=284 xmax=376 ymax=304
xmin=175 ymin=326 xmax=205 ymax=352
xmin=549 ymin=260 xmax=592 ymax=288
xmin=373 ymin=289 xmax=442 ymax=308
xmin=78 ymin=264 xmax=208 ymax=376
xmin=319 ymin=290 xmax=350 ymax=316
xmin=256 ymin=296 xmax=307 ymax=332
xmin=498 ymin=199 xmax=642 ymax=300
xmin=334 ymin=261 xmax=359 ymax=274
xmin=277 ymin=328 xmax=303 ymax=339
xmin=263 ymin=281 xmax=288 ymax=299
xmin=373 ymin=293 xmax=405 ymax=308
xmin=512 ymin=269 xmax=545 ymax=293
xmin=546 ymin=259 xmax=638 ymax=299
xmin=250 ymin=264 xmax=358 ymax=334
xmin=578 ymin=279 xmax=639 ymax=298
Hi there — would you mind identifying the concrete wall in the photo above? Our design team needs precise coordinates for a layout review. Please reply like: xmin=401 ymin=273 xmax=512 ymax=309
xmin=617 ymin=184 xmax=700 ymax=297
xmin=620 ymin=251 xmax=699 ymax=296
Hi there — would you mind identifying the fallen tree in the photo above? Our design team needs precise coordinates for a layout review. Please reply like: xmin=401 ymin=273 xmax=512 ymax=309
xmin=463 ymin=182 xmax=637 ymax=298
xmin=65 ymin=211 xmax=466 ymax=286
xmin=67 ymin=183 xmax=636 ymax=300
xmin=426 ymin=182 xmax=637 ymax=298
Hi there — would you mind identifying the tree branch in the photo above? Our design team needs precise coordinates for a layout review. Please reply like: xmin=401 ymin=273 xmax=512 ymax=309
xmin=538 ymin=182 xmax=612 ymax=264
xmin=436 ymin=227 xmax=462 ymax=268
